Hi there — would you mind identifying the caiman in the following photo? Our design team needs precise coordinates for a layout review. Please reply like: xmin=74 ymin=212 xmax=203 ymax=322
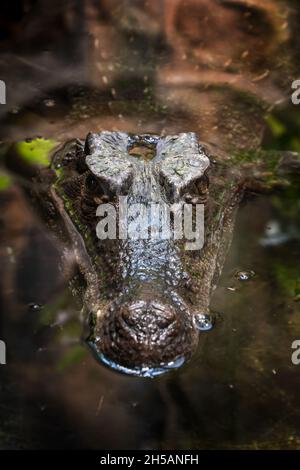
xmin=9 ymin=129 xmax=297 ymax=377
xmin=1 ymin=0 xmax=300 ymax=377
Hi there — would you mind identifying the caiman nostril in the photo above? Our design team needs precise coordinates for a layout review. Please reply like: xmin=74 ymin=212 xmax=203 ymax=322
xmin=149 ymin=301 xmax=176 ymax=327
xmin=120 ymin=306 xmax=136 ymax=328
xmin=118 ymin=300 xmax=176 ymax=331
xmin=119 ymin=301 xmax=146 ymax=329
xmin=157 ymin=315 xmax=174 ymax=329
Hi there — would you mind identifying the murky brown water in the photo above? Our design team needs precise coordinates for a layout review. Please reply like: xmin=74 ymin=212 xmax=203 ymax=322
xmin=0 ymin=0 xmax=300 ymax=449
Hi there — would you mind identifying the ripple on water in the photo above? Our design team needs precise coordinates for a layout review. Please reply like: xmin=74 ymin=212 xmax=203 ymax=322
xmin=235 ymin=270 xmax=256 ymax=282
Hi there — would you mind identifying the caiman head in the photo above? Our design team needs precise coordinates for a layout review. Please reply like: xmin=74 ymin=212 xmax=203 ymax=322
xmin=49 ymin=131 xmax=242 ymax=376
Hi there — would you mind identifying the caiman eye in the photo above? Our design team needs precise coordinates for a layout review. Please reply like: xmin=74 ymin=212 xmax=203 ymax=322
xmin=183 ymin=174 xmax=209 ymax=204
xmin=196 ymin=173 xmax=209 ymax=193
xmin=85 ymin=173 xmax=112 ymax=205
xmin=86 ymin=174 xmax=102 ymax=192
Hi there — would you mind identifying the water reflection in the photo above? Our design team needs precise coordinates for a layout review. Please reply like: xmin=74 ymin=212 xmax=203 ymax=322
xmin=0 ymin=0 xmax=297 ymax=148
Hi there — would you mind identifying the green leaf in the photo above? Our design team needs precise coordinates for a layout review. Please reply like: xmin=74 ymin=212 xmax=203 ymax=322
xmin=15 ymin=138 xmax=58 ymax=167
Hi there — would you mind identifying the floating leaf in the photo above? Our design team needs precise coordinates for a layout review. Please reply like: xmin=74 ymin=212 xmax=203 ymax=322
xmin=15 ymin=138 xmax=58 ymax=167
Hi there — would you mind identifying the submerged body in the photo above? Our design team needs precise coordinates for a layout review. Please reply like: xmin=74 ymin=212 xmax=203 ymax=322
xmin=5 ymin=125 xmax=297 ymax=377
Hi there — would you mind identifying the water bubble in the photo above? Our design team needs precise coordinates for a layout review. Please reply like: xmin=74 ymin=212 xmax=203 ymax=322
xmin=28 ymin=303 xmax=43 ymax=312
xmin=193 ymin=313 xmax=214 ymax=331
xmin=10 ymin=106 xmax=21 ymax=114
xmin=235 ymin=270 xmax=255 ymax=281
xmin=43 ymin=99 xmax=55 ymax=108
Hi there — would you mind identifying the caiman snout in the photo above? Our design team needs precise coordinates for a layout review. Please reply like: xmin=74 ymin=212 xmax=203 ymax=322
xmin=90 ymin=299 xmax=199 ymax=376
